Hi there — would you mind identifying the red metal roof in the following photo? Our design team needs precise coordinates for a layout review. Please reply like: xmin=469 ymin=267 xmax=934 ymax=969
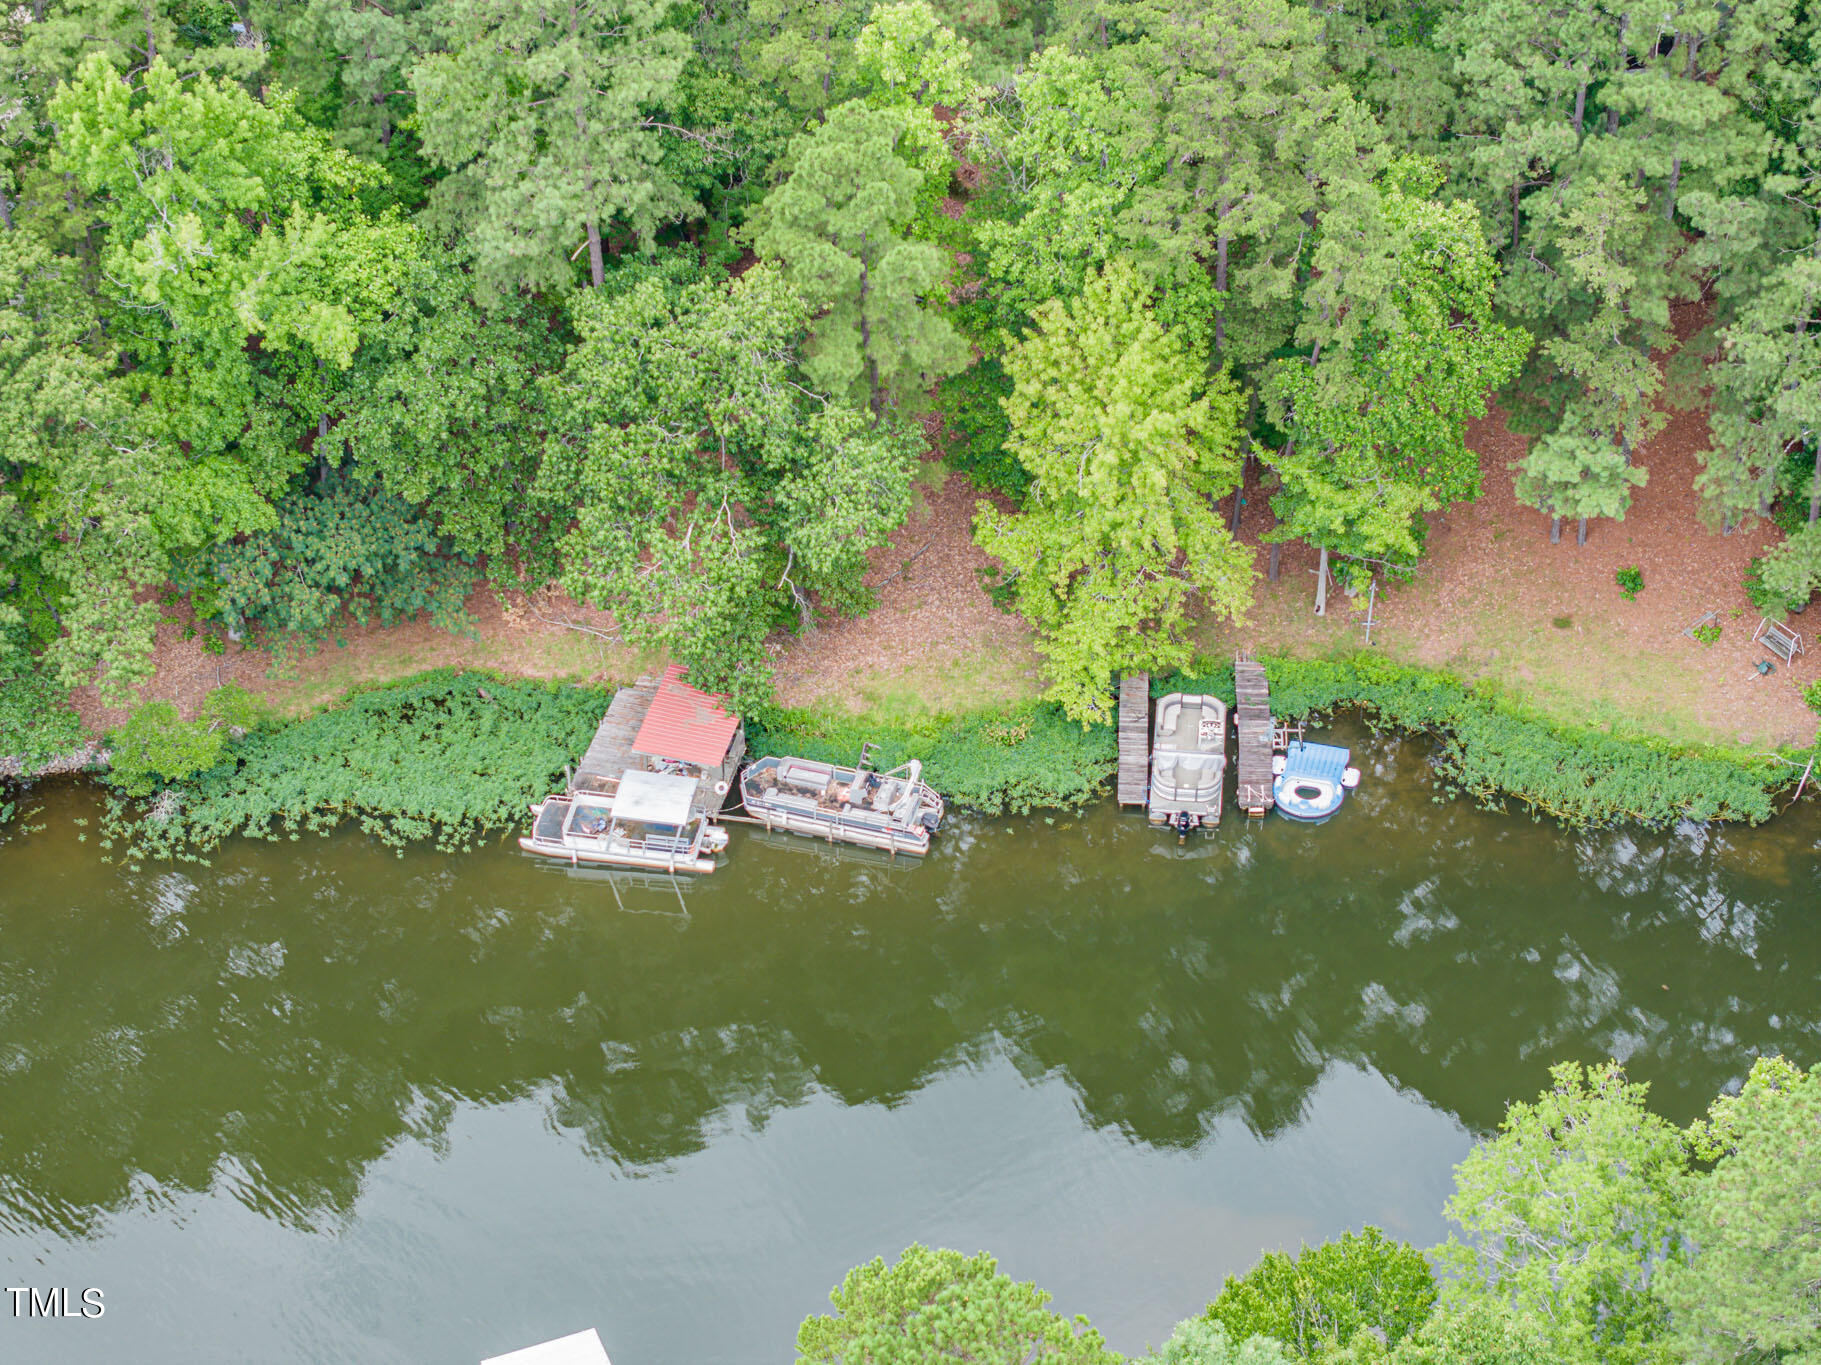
xmin=631 ymin=665 xmax=741 ymax=767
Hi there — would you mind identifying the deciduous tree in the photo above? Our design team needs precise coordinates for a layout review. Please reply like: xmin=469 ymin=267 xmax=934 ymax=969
xmin=1439 ymin=1061 xmax=1687 ymax=1363
xmin=540 ymin=261 xmax=920 ymax=712
xmin=975 ymin=261 xmax=1252 ymax=724
xmin=796 ymin=1244 xmax=1120 ymax=1365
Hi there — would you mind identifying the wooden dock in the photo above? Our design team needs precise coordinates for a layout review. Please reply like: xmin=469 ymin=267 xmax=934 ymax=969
xmin=1116 ymin=672 xmax=1151 ymax=806
xmin=1234 ymin=656 xmax=1274 ymax=816
xmin=574 ymin=676 xmax=662 ymax=791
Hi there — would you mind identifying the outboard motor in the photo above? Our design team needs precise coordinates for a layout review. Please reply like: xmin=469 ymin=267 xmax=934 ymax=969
xmin=920 ymin=809 xmax=941 ymax=833
xmin=1174 ymin=810 xmax=1194 ymax=842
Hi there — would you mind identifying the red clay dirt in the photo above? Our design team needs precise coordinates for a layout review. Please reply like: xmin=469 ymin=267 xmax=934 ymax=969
xmin=66 ymin=307 xmax=1821 ymax=750
xmin=1217 ymin=302 xmax=1819 ymax=747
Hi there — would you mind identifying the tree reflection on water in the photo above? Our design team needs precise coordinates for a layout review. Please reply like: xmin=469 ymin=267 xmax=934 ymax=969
xmin=1 ymin=739 xmax=1816 ymax=1241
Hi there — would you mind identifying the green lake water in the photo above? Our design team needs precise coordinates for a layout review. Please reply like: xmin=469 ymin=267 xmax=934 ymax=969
xmin=2 ymin=722 xmax=1818 ymax=1364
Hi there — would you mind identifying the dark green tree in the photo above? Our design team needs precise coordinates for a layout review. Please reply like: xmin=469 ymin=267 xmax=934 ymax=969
xmin=410 ymin=0 xmax=694 ymax=298
xmin=750 ymin=99 xmax=968 ymax=415
xmin=540 ymin=262 xmax=920 ymax=711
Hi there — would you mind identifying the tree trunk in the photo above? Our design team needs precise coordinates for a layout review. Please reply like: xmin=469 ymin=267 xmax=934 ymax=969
xmin=1214 ymin=186 xmax=1230 ymax=355
xmin=1576 ymin=516 xmax=1588 ymax=547
xmin=1573 ymin=81 xmax=1587 ymax=136
xmin=1810 ymin=446 xmax=1821 ymax=524
xmin=857 ymin=256 xmax=880 ymax=417
xmin=1314 ymin=546 xmax=1329 ymax=616
xmin=1550 ymin=515 xmax=1561 ymax=544
xmin=0 ymin=184 xmax=11 ymax=232
xmin=1510 ymin=178 xmax=1521 ymax=256
xmin=1664 ymin=156 xmax=1681 ymax=221
xmin=1267 ymin=542 xmax=1281 ymax=582
xmin=585 ymin=216 xmax=604 ymax=289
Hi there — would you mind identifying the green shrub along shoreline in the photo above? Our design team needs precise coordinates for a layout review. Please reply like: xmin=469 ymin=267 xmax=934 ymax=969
xmin=5 ymin=653 xmax=1813 ymax=851
xmin=96 ymin=671 xmax=614 ymax=862
xmin=1155 ymin=654 xmax=1806 ymax=828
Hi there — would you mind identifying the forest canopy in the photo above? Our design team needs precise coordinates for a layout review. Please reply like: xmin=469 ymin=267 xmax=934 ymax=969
xmin=4 ymin=0 xmax=1820 ymax=721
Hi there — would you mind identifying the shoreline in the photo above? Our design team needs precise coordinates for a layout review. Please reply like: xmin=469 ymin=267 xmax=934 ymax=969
xmin=10 ymin=652 xmax=1811 ymax=844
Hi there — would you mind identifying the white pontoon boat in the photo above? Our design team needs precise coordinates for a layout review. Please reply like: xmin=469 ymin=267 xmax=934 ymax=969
xmin=741 ymin=753 xmax=944 ymax=855
xmin=520 ymin=769 xmax=729 ymax=874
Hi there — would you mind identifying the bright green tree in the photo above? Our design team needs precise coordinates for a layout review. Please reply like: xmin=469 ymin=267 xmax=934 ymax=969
xmin=1439 ymin=1061 xmax=1688 ymax=1364
xmin=410 ymin=0 xmax=693 ymax=299
xmin=1381 ymin=1302 xmax=1553 ymax=1365
xmin=1204 ymin=1227 xmax=1438 ymax=1360
xmin=855 ymin=0 xmax=974 ymax=109
xmin=1139 ymin=1317 xmax=1289 ymax=1365
xmin=1511 ymin=421 xmax=1650 ymax=548
xmin=1659 ymin=1056 xmax=1821 ymax=1364
xmin=51 ymin=54 xmax=412 ymax=540
xmin=0 ymin=226 xmax=165 ymax=699
xmin=750 ymin=99 xmax=968 ymax=415
xmin=1266 ymin=160 xmax=1529 ymax=583
xmin=975 ymin=261 xmax=1252 ymax=724
xmin=796 ymin=1243 xmax=1120 ymax=1365
xmin=540 ymin=261 xmax=920 ymax=712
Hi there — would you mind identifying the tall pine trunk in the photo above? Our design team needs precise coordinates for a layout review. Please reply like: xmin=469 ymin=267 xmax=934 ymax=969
xmin=1577 ymin=517 xmax=1588 ymax=547
xmin=1550 ymin=516 xmax=1561 ymax=544
xmin=858 ymin=257 xmax=881 ymax=417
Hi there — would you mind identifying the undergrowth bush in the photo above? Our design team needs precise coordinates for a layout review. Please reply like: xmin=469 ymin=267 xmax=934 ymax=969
xmin=1156 ymin=653 xmax=1791 ymax=827
xmin=106 ymin=685 xmax=267 ymax=797
xmin=749 ymin=701 xmax=1114 ymax=814
xmin=0 ymin=659 xmax=85 ymax=771
xmin=107 ymin=671 xmax=610 ymax=861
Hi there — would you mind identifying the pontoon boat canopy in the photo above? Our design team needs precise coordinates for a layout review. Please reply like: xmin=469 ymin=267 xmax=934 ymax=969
xmin=610 ymin=769 xmax=698 ymax=826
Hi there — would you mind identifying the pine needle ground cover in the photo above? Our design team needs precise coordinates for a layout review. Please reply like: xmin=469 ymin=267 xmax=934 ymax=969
xmin=111 ymin=670 xmax=609 ymax=861
xmin=1157 ymin=653 xmax=1800 ymax=828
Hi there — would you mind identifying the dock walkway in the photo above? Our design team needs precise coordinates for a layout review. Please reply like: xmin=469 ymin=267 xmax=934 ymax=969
xmin=1234 ymin=656 xmax=1275 ymax=816
xmin=1116 ymin=673 xmax=1151 ymax=806
xmin=575 ymin=677 xmax=661 ymax=791
xmin=572 ymin=675 xmax=736 ymax=818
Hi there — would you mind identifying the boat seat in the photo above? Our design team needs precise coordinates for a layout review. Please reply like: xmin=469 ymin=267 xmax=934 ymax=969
xmin=1155 ymin=700 xmax=1183 ymax=741
xmin=778 ymin=761 xmax=835 ymax=790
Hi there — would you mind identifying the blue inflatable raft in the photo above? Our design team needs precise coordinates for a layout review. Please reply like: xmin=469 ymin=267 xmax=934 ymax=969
xmin=1271 ymin=741 xmax=1361 ymax=822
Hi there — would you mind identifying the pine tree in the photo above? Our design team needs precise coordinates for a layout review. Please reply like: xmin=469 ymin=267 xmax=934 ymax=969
xmin=410 ymin=0 xmax=693 ymax=300
xmin=749 ymin=100 xmax=967 ymax=415
xmin=1266 ymin=160 xmax=1530 ymax=579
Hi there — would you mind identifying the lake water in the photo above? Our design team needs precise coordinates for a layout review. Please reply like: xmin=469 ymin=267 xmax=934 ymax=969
xmin=2 ymin=724 xmax=1818 ymax=1364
